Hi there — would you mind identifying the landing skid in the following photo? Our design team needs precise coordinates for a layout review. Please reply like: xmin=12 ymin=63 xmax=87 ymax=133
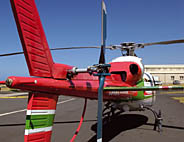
xmin=143 ymin=106 xmax=163 ymax=132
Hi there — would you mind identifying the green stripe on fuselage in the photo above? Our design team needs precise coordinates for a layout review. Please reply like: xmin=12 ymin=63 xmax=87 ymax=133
xmin=136 ymin=79 xmax=154 ymax=100
xmin=133 ymin=79 xmax=146 ymax=101
xmin=25 ymin=114 xmax=55 ymax=130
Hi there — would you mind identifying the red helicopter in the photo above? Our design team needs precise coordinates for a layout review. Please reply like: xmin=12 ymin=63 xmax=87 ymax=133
xmin=1 ymin=0 xmax=184 ymax=141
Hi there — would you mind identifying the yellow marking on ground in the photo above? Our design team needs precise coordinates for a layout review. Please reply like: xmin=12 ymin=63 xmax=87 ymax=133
xmin=0 ymin=96 xmax=28 ymax=99
xmin=160 ymin=89 xmax=184 ymax=103
xmin=172 ymin=97 xmax=184 ymax=104
xmin=160 ymin=91 xmax=184 ymax=94
xmin=0 ymin=85 xmax=20 ymax=91
xmin=0 ymin=88 xmax=11 ymax=91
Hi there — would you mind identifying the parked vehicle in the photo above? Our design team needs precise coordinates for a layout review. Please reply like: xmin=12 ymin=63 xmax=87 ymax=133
xmin=173 ymin=80 xmax=180 ymax=85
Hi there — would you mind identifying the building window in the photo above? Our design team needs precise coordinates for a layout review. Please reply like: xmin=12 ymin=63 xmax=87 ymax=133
xmin=171 ymin=76 xmax=175 ymax=80
xmin=180 ymin=76 xmax=184 ymax=80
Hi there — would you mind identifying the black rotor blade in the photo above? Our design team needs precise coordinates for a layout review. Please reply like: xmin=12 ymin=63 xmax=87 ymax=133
xmin=0 ymin=47 xmax=101 ymax=57
xmin=143 ymin=39 xmax=184 ymax=46
xmin=99 ymin=45 xmax=105 ymax=64
xmin=50 ymin=46 xmax=100 ymax=51
xmin=0 ymin=51 xmax=23 ymax=57
xmin=2 ymin=39 xmax=184 ymax=57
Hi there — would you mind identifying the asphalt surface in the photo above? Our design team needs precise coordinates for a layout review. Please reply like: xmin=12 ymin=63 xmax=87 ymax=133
xmin=0 ymin=91 xmax=183 ymax=142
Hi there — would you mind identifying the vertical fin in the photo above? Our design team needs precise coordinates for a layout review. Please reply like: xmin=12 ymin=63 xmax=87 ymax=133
xmin=24 ymin=92 xmax=58 ymax=142
xmin=10 ymin=0 xmax=54 ymax=77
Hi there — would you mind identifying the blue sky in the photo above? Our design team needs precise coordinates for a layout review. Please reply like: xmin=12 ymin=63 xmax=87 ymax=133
xmin=0 ymin=0 xmax=184 ymax=80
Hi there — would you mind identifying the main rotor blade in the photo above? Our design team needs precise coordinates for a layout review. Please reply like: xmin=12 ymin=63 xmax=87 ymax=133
xmin=104 ymin=86 xmax=184 ymax=91
xmin=0 ymin=47 xmax=100 ymax=57
xmin=0 ymin=51 xmax=23 ymax=57
xmin=99 ymin=0 xmax=107 ymax=64
xmin=99 ymin=46 xmax=105 ymax=64
xmin=143 ymin=39 xmax=184 ymax=47
xmin=50 ymin=46 xmax=100 ymax=51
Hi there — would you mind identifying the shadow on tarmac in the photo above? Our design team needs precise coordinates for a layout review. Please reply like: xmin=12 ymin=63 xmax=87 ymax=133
xmin=88 ymin=114 xmax=148 ymax=142
xmin=1 ymin=119 xmax=184 ymax=131
xmin=146 ymin=123 xmax=184 ymax=130
xmin=0 ymin=120 xmax=97 ymax=127
xmin=88 ymin=113 xmax=184 ymax=142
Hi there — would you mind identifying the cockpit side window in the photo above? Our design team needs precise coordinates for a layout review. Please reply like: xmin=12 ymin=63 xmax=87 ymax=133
xmin=111 ymin=71 xmax=127 ymax=82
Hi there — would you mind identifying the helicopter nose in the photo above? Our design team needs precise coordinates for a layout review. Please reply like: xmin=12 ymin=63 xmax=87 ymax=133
xmin=129 ymin=64 xmax=138 ymax=75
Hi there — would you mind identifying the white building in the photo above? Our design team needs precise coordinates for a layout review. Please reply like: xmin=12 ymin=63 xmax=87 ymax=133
xmin=144 ymin=65 xmax=184 ymax=84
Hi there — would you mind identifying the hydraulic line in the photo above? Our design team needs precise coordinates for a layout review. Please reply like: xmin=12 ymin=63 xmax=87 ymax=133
xmin=70 ymin=98 xmax=87 ymax=142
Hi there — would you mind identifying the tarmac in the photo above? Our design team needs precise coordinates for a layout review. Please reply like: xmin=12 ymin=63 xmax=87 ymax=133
xmin=0 ymin=91 xmax=183 ymax=142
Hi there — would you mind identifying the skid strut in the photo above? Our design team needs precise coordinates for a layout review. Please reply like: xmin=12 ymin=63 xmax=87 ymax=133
xmin=143 ymin=106 xmax=163 ymax=132
xmin=103 ymin=102 xmax=115 ymax=117
xmin=102 ymin=102 xmax=115 ymax=124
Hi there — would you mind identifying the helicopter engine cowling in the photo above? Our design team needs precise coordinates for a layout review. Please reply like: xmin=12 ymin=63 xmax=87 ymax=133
xmin=108 ymin=56 xmax=144 ymax=86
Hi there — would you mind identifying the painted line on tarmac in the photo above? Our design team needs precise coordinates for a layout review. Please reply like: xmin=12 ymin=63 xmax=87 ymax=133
xmin=160 ymin=91 xmax=184 ymax=94
xmin=0 ymin=96 xmax=28 ymax=99
xmin=57 ymin=98 xmax=76 ymax=104
xmin=0 ymin=109 xmax=27 ymax=117
xmin=0 ymin=98 xmax=75 ymax=117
